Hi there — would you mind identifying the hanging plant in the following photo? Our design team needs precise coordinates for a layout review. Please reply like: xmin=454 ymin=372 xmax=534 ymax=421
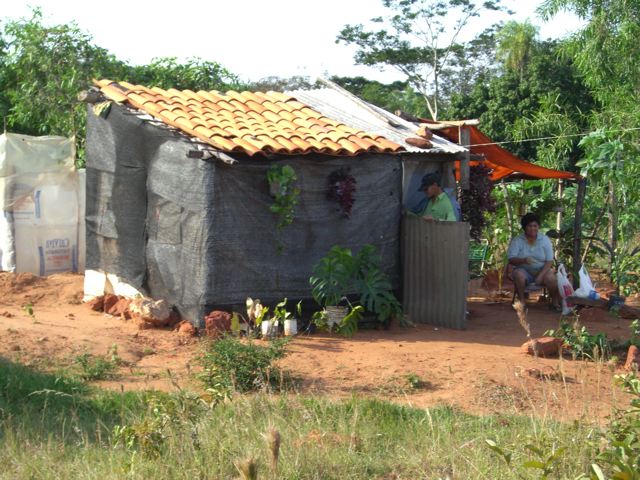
xmin=267 ymin=164 xmax=299 ymax=231
xmin=460 ymin=164 xmax=497 ymax=241
xmin=327 ymin=168 xmax=357 ymax=218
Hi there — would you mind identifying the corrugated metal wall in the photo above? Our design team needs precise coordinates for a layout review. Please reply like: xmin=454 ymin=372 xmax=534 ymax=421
xmin=402 ymin=217 xmax=469 ymax=329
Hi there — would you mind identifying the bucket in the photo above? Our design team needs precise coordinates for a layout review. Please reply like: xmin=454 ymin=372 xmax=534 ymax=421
xmin=261 ymin=320 xmax=272 ymax=337
xmin=607 ymin=295 xmax=626 ymax=311
xmin=284 ymin=319 xmax=297 ymax=336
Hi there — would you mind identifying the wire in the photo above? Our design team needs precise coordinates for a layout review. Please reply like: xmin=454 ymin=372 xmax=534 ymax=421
xmin=463 ymin=126 xmax=640 ymax=148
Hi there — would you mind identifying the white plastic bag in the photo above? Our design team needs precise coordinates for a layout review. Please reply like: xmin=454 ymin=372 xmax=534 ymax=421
xmin=574 ymin=265 xmax=596 ymax=299
xmin=556 ymin=263 xmax=575 ymax=315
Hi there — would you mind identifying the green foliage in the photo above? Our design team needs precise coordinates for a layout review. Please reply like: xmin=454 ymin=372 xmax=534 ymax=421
xmin=337 ymin=305 xmax=364 ymax=338
xmin=112 ymin=391 xmax=204 ymax=457
xmin=309 ymin=244 xmax=402 ymax=323
xmin=485 ymin=438 xmax=569 ymax=479
xmin=0 ymin=8 xmax=241 ymax=167
xmin=198 ymin=336 xmax=289 ymax=394
xmin=589 ymin=373 xmax=640 ymax=479
xmin=267 ymin=164 xmax=300 ymax=233
xmin=310 ymin=245 xmax=356 ymax=307
xmin=545 ymin=321 xmax=611 ymax=360
xmin=1 ymin=8 xmax=126 ymax=165
xmin=336 ymin=0 xmax=508 ymax=119
xmin=74 ymin=352 xmax=119 ymax=381
xmin=630 ymin=320 xmax=640 ymax=348
xmin=271 ymin=298 xmax=293 ymax=325
xmin=128 ymin=57 xmax=240 ymax=92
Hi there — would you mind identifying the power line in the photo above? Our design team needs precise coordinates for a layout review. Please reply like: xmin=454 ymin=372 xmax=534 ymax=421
xmin=463 ymin=126 xmax=640 ymax=148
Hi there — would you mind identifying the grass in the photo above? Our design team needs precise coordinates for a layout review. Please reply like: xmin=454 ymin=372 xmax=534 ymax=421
xmin=0 ymin=357 xmax=599 ymax=479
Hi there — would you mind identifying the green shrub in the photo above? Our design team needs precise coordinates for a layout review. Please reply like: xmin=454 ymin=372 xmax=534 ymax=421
xmin=545 ymin=321 xmax=611 ymax=360
xmin=198 ymin=337 xmax=289 ymax=394
xmin=74 ymin=353 xmax=118 ymax=381
xmin=590 ymin=373 xmax=640 ymax=479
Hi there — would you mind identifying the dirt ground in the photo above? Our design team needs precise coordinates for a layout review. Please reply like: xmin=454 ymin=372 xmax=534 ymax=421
xmin=1 ymin=272 xmax=638 ymax=422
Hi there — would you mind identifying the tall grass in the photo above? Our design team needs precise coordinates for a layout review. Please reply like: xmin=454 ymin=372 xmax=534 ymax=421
xmin=0 ymin=357 xmax=596 ymax=479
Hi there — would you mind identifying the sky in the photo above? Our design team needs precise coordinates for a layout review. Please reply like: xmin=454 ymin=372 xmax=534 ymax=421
xmin=2 ymin=0 xmax=585 ymax=84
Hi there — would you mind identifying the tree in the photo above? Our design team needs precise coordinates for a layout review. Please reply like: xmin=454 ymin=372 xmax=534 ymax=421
xmin=129 ymin=57 xmax=241 ymax=92
xmin=539 ymin=0 xmax=640 ymax=292
xmin=336 ymin=0 xmax=509 ymax=120
xmin=246 ymin=76 xmax=320 ymax=92
xmin=495 ymin=20 xmax=539 ymax=80
xmin=2 ymin=9 xmax=126 ymax=159
xmin=1 ymin=8 xmax=241 ymax=165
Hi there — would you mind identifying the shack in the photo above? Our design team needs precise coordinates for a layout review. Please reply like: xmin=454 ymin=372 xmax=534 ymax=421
xmin=86 ymin=80 xmax=468 ymax=325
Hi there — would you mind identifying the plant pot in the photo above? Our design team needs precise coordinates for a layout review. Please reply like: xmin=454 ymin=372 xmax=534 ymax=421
xmin=284 ymin=318 xmax=297 ymax=336
xmin=325 ymin=306 xmax=347 ymax=330
xmin=261 ymin=320 xmax=272 ymax=337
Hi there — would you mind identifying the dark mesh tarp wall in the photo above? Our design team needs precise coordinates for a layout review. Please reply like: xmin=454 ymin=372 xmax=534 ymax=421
xmin=86 ymin=104 xmax=402 ymax=325
xmin=210 ymin=156 xmax=402 ymax=307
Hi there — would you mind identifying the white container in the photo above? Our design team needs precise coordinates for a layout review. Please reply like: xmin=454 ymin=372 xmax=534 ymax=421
xmin=261 ymin=320 xmax=272 ymax=337
xmin=284 ymin=319 xmax=297 ymax=336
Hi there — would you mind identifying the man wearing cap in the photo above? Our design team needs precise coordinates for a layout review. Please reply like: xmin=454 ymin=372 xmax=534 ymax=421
xmin=414 ymin=172 xmax=457 ymax=222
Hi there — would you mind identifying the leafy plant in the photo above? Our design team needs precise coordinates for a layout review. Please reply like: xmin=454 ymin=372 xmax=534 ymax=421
xmin=327 ymin=168 xmax=357 ymax=218
xmin=310 ymin=246 xmax=357 ymax=307
xmin=589 ymin=373 xmax=640 ymax=479
xmin=545 ymin=321 xmax=611 ymax=361
xmin=113 ymin=391 xmax=204 ymax=457
xmin=460 ymin=164 xmax=496 ymax=241
xmin=23 ymin=303 xmax=34 ymax=319
xmin=267 ymin=164 xmax=300 ymax=232
xmin=271 ymin=298 xmax=293 ymax=325
xmin=485 ymin=438 xmax=568 ymax=479
xmin=630 ymin=320 xmax=640 ymax=348
xmin=337 ymin=305 xmax=364 ymax=338
xmin=198 ymin=337 xmax=289 ymax=394
xmin=309 ymin=244 xmax=402 ymax=324
xmin=74 ymin=353 xmax=118 ymax=381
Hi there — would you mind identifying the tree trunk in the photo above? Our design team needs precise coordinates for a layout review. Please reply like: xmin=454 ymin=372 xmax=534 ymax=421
xmin=608 ymin=180 xmax=619 ymax=293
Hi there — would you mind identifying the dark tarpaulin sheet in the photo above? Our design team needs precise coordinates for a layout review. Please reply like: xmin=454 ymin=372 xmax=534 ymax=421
xmin=86 ymin=104 xmax=402 ymax=325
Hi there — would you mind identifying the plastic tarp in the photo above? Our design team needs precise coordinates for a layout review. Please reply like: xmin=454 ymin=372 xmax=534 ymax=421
xmin=86 ymin=104 xmax=402 ymax=325
xmin=425 ymin=123 xmax=580 ymax=181
xmin=0 ymin=133 xmax=84 ymax=275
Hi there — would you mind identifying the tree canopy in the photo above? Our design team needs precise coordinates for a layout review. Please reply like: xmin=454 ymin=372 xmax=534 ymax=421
xmin=336 ymin=0 xmax=510 ymax=120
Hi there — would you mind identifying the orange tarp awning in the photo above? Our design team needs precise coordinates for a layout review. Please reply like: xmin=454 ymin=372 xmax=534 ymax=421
xmin=425 ymin=121 xmax=580 ymax=181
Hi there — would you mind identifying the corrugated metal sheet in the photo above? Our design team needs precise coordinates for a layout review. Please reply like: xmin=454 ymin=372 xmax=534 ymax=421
xmin=288 ymin=89 xmax=467 ymax=155
xmin=402 ymin=217 xmax=469 ymax=329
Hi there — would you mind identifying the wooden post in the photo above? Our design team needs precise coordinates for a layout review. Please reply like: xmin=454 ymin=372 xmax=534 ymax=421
xmin=500 ymin=180 xmax=515 ymax=238
xmin=572 ymin=179 xmax=587 ymax=288
xmin=555 ymin=180 xmax=564 ymax=258
xmin=459 ymin=126 xmax=470 ymax=190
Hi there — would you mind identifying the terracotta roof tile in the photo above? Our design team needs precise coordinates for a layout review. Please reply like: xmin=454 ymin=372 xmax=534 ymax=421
xmin=93 ymin=79 xmax=405 ymax=157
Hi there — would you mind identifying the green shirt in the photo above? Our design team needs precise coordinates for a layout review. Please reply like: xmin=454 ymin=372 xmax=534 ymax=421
xmin=418 ymin=192 xmax=456 ymax=221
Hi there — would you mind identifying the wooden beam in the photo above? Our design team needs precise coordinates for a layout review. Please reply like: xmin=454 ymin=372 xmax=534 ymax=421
xmin=572 ymin=178 xmax=587 ymax=289
xmin=77 ymin=89 xmax=102 ymax=104
xmin=459 ymin=126 xmax=471 ymax=190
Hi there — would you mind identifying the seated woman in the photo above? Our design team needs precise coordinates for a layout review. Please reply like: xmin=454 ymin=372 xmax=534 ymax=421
xmin=507 ymin=213 xmax=561 ymax=310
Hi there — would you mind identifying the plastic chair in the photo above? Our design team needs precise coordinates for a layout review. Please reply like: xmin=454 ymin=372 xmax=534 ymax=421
xmin=506 ymin=263 xmax=548 ymax=304
xmin=468 ymin=240 xmax=489 ymax=278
